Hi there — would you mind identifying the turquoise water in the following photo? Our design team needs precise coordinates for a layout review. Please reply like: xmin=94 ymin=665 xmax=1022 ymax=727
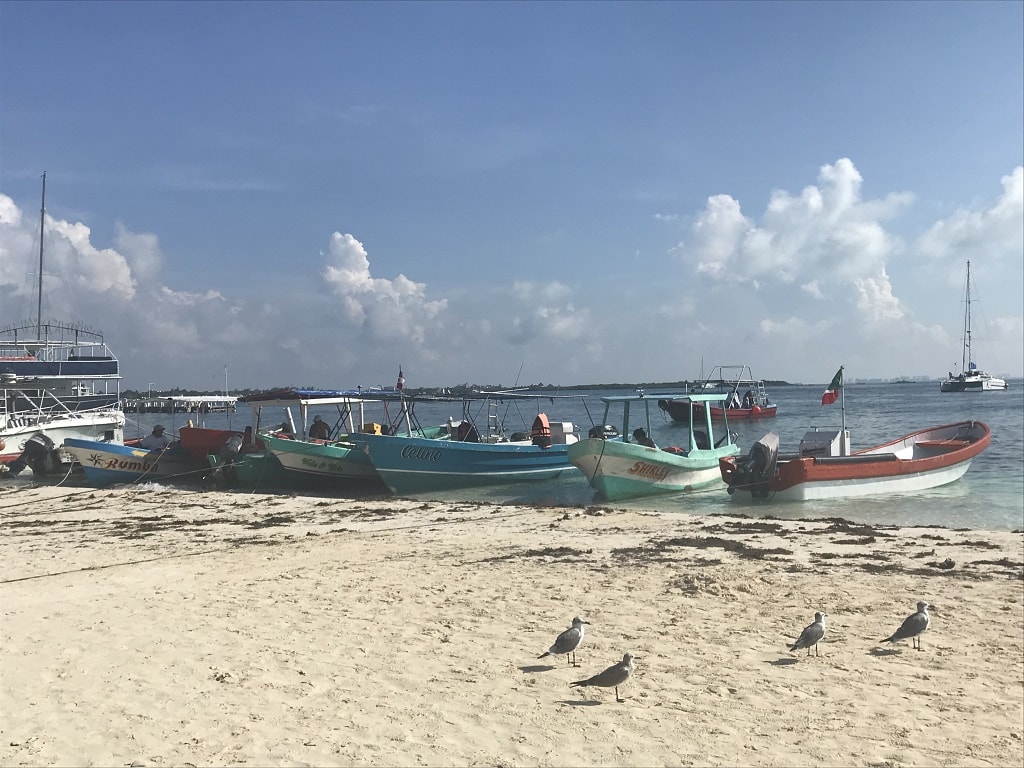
xmin=124 ymin=380 xmax=1024 ymax=531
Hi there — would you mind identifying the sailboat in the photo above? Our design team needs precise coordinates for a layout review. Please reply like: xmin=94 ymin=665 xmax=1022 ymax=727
xmin=1 ymin=173 xmax=126 ymax=475
xmin=940 ymin=261 xmax=1008 ymax=392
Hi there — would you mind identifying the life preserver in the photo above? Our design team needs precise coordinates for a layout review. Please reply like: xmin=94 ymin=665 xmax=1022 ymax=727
xmin=0 ymin=438 xmax=5 ymax=452
xmin=751 ymin=405 xmax=762 ymax=415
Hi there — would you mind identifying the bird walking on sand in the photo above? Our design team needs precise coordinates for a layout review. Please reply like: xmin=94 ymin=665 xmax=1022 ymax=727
xmin=789 ymin=611 xmax=827 ymax=656
xmin=570 ymin=653 xmax=635 ymax=703
xmin=538 ymin=616 xmax=589 ymax=666
xmin=881 ymin=601 xmax=930 ymax=650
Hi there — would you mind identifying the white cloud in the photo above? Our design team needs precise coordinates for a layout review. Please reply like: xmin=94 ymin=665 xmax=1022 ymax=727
xmin=321 ymin=232 xmax=447 ymax=344
xmin=916 ymin=166 xmax=1024 ymax=264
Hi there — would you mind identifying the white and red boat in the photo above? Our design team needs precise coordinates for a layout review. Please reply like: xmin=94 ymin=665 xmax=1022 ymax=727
xmin=658 ymin=365 xmax=778 ymax=422
xmin=719 ymin=421 xmax=991 ymax=502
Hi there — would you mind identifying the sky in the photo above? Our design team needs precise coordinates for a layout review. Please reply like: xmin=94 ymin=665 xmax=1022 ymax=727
xmin=1 ymin=1 xmax=1022 ymax=392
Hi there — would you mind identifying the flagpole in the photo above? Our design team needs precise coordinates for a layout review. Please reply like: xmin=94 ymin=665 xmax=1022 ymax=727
xmin=840 ymin=365 xmax=847 ymax=453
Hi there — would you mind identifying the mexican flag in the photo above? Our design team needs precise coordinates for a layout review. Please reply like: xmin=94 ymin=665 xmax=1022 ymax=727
xmin=821 ymin=367 xmax=843 ymax=406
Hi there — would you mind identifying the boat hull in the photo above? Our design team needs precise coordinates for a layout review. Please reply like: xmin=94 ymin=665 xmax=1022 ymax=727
xmin=62 ymin=437 xmax=205 ymax=487
xmin=939 ymin=374 xmax=1008 ymax=392
xmin=206 ymin=451 xmax=288 ymax=489
xmin=1 ymin=411 xmax=125 ymax=466
xmin=569 ymin=437 xmax=739 ymax=501
xmin=348 ymin=432 xmax=577 ymax=494
xmin=658 ymin=399 xmax=777 ymax=423
xmin=261 ymin=433 xmax=382 ymax=487
xmin=720 ymin=421 xmax=991 ymax=502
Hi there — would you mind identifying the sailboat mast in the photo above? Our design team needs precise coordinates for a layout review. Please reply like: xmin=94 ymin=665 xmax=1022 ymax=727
xmin=37 ymin=171 xmax=46 ymax=336
xmin=963 ymin=260 xmax=972 ymax=373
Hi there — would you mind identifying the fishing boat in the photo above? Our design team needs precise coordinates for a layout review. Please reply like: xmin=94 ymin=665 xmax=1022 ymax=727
xmin=62 ymin=437 xmax=206 ymax=487
xmin=244 ymin=388 xmax=403 ymax=489
xmin=940 ymin=261 xmax=1008 ymax=392
xmin=720 ymin=366 xmax=991 ymax=501
xmin=658 ymin=365 xmax=777 ymax=422
xmin=568 ymin=392 xmax=740 ymax=501
xmin=1 ymin=174 xmax=125 ymax=476
xmin=346 ymin=391 xmax=588 ymax=494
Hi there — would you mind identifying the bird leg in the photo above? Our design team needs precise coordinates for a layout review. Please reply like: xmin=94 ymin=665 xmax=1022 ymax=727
xmin=615 ymin=686 xmax=625 ymax=703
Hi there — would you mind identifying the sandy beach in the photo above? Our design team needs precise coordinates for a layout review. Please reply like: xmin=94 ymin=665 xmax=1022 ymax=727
xmin=1 ymin=483 xmax=1022 ymax=767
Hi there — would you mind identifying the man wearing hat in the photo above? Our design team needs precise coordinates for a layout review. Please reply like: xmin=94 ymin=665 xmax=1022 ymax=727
xmin=140 ymin=424 xmax=173 ymax=451
xmin=308 ymin=415 xmax=330 ymax=441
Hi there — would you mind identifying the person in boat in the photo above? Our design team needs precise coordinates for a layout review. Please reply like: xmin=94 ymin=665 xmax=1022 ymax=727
xmin=140 ymin=424 xmax=173 ymax=451
xmin=743 ymin=389 xmax=755 ymax=409
xmin=277 ymin=421 xmax=295 ymax=438
xmin=309 ymin=415 xmax=330 ymax=440
xmin=633 ymin=428 xmax=657 ymax=448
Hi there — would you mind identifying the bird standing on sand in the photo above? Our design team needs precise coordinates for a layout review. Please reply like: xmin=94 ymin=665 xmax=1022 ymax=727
xmin=881 ymin=601 xmax=930 ymax=650
xmin=789 ymin=611 xmax=827 ymax=656
xmin=538 ymin=616 xmax=589 ymax=666
xmin=570 ymin=653 xmax=635 ymax=703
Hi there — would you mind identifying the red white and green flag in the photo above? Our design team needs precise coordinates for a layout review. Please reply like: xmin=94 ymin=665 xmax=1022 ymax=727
xmin=821 ymin=367 xmax=843 ymax=406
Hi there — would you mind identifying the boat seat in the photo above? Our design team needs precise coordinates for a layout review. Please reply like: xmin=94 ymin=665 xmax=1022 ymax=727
xmin=916 ymin=439 xmax=971 ymax=449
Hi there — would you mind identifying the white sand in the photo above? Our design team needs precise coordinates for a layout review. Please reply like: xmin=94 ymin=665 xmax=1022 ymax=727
xmin=1 ymin=484 xmax=1022 ymax=767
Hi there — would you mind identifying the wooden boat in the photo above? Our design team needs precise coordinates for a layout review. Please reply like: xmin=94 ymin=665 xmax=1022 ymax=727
xmin=260 ymin=432 xmax=383 ymax=488
xmin=62 ymin=437 xmax=207 ymax=487
xmin=719 ymin=421 xmax=991 ymax=502
xmin=568 ymin=392 xmax=740 ymax=501
xmin=346 ymin=392 xmax=588 ymax=494
xmin=940 ymin=261 xmax=1008 ymax=392
xmin=658 ymin=365 xmax=777 ymax=422
xmin=722 ymin=365 xmax=991 ymax=501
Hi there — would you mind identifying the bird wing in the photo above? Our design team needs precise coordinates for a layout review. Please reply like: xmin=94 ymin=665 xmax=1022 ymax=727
xmin=791 ymin=621 xmax=824 ymax=649
xmin=887 ymin=611 xmax=928 ymax=641
xmin=550 ymin=626 xmax=581 ymax=654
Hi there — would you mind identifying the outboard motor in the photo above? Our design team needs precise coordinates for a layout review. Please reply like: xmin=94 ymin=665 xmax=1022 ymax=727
xmin=730 ymin=432 xmax=779 ymax=498
xmin=588 ymin=425 xmax=620 ymax=440
xmin=219 ymin=433 xmax=244 ymax=463
xmin=7 ymin=432 xmax=57 ymax=477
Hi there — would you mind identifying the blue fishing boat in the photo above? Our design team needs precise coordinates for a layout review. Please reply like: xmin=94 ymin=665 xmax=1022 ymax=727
xmin=346 ymin=393 xmax=588 ymax=494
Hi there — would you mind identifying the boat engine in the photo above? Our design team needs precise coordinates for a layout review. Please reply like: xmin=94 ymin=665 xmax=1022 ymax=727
xmin=588 ymin=425 xmax=620 ymax=440
xmin=7 ymin=432 xmax=58 ymax=477
xmin=728 ymin=432 xmax=779 ymax=498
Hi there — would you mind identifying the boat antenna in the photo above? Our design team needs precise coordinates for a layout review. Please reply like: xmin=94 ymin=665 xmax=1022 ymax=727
xmin=37 ymin=171 xmax=46 ymax=336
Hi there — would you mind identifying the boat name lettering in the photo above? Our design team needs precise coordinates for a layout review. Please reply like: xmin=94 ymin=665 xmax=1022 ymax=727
xmin=95 ymin=456 xmax=157 ymax=472
xmin=627 ymin=461 xmax=669 ymax=481
xmin=401 ymin=445 xmax=442 ymax=462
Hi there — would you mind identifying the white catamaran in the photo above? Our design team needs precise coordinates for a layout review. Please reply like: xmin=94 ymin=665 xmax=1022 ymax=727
xmin=940 ymin=261 xmax=1007 ymax=392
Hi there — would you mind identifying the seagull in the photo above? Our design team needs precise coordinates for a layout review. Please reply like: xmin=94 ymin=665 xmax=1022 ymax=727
xmin=789 ymin=611 xmax=827 ymax=656
xmin=881 ymin=601 xmax=931 ymax=650
xmin=570 ymin=653 xmax=635 ymax=702
xmin=538 ymin=616 xmax=589 ymax=666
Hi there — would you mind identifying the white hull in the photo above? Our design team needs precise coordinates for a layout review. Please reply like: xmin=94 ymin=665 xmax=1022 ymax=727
xmin=766 ymin=460 xmax=974 ymax=502
xmin=1 ymin=411 xmax=125 ymax=465
xmin=940 ymin=374 xmax=1007 ymax=392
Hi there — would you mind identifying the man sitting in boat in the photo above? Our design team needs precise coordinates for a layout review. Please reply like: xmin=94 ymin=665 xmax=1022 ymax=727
xmin=743 ymin=389 xmax=755 ymax=409
xmin=633 ymin=428 xmax=657 ymax=448
xmin=309 ymin=415 xmax=330 ymax=440
xmin=140 ymin=425 xmax=173 ymax=451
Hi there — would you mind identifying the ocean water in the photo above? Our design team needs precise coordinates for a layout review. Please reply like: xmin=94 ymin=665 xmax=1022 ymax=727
xmin=124 ymin=380 xmax=1024 ymax=531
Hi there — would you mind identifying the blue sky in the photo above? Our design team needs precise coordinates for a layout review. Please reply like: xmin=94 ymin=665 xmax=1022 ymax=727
xmin=1 ymin=1 xmax=1022 ymax=391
